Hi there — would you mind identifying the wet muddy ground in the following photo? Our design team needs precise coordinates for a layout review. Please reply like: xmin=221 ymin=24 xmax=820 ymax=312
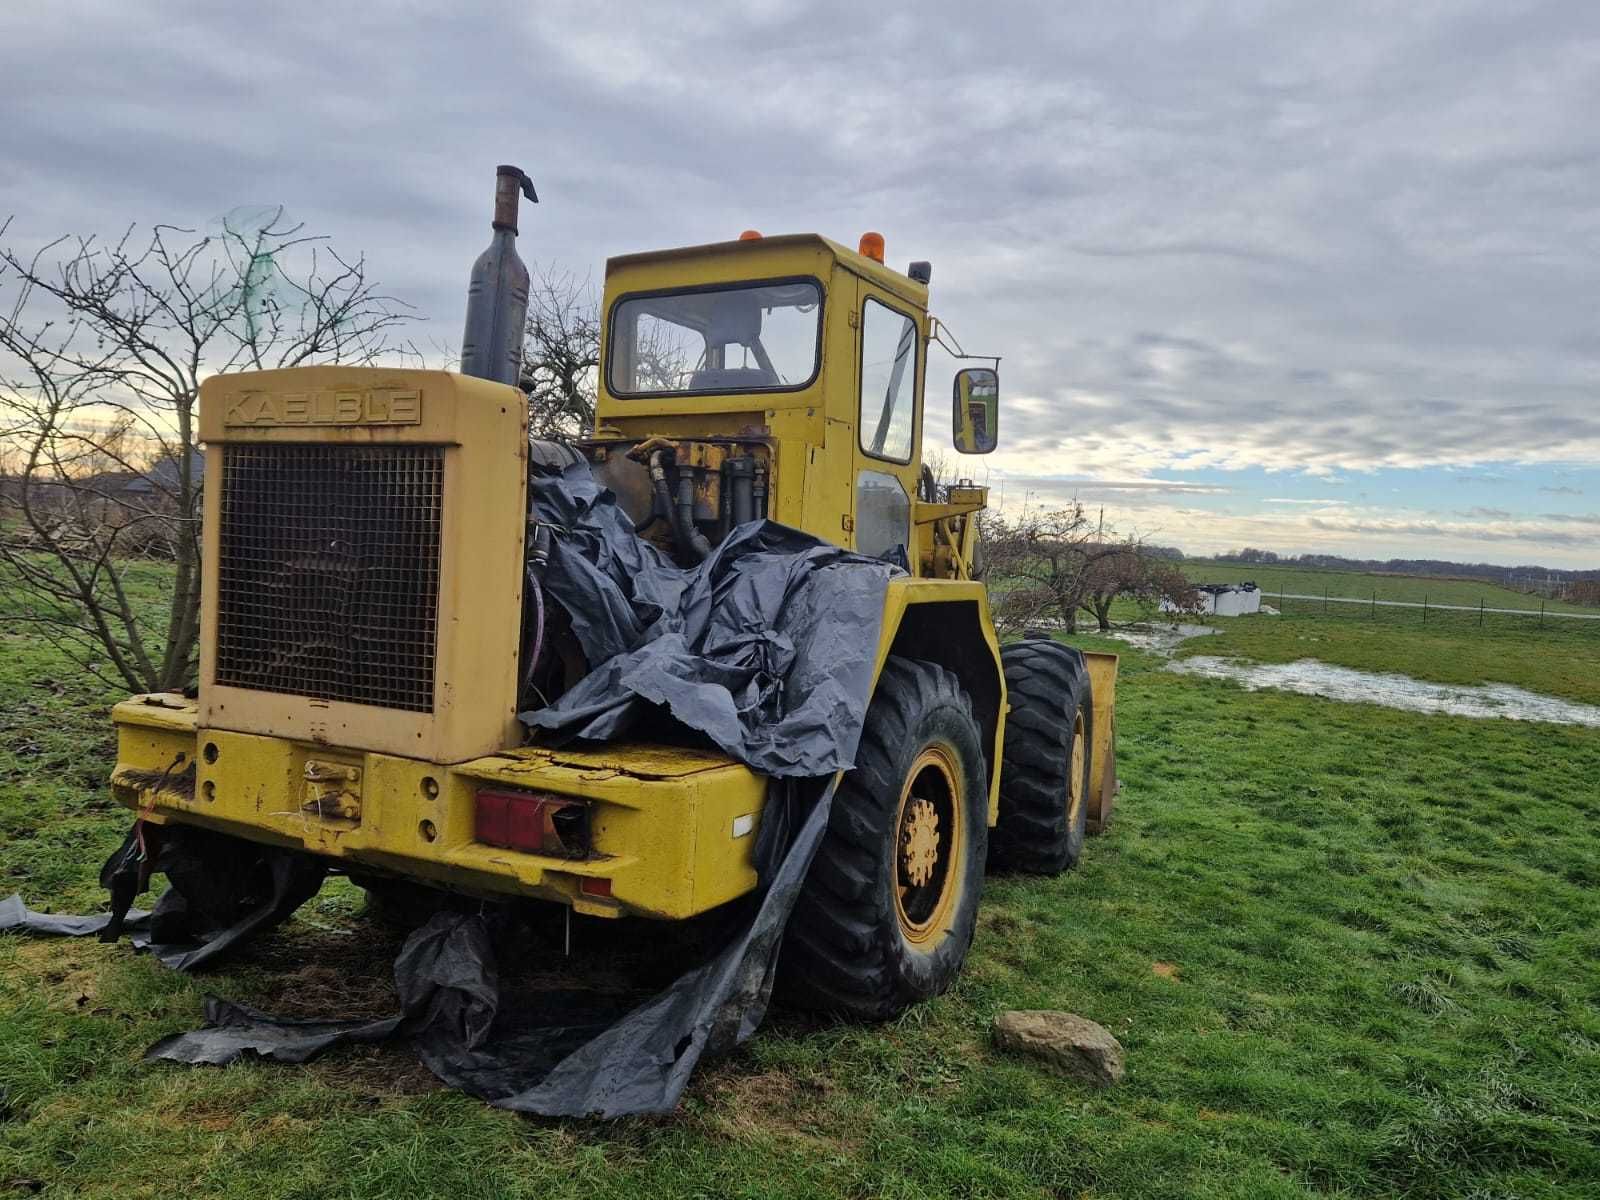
xmin=1106 ymin=624 xmax=1219 ymax=654
xmin=1108 ymin=622 xmax=1600 ymax=728
xmin=1167 ymin=656 xmax=1600 ymax=728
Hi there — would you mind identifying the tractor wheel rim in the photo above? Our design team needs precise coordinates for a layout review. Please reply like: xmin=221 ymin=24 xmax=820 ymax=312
xmin=1066 ymin=712 xmax=1086 ymax=829
xmin=894 ymin=744 xmax=964 ymax=944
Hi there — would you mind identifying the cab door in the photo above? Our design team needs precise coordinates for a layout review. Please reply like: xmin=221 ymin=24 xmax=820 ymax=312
xmin=850 ymin=278 xmax=923 ymax=572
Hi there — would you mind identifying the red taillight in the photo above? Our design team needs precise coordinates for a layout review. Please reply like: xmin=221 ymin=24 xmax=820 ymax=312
xmin=579 ymin=876 xmax=612 ymax=898
xmin=474 ymin=789 xmax=589 ymax=858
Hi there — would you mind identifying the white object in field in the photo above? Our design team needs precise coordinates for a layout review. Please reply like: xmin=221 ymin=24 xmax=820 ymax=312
xmin=1162 ymin=582 xmax=1262 ymax=617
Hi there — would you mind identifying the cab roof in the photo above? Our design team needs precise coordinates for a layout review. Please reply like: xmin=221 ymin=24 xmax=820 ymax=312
xmin=604 ymin=232 xmax=930 ymax=308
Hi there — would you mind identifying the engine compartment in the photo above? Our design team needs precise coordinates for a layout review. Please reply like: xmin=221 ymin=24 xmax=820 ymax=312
xmin=516 ymin=437 xmax=773 ymax=720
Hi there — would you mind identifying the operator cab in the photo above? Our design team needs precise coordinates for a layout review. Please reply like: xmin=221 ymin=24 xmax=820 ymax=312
xmin=589 ymin=232 xmax=999 ymax=573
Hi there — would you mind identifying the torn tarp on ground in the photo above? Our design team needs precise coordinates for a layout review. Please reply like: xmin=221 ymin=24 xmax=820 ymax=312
xmin=3 ymin=461 xmax=897 ymax=1116
xmin=146 ymin=777 xmax=836 ymax=1117
xmin=1 ymin=823 xmax=326 ymax=971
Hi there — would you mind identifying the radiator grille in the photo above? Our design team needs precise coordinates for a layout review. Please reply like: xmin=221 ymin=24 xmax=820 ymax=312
xmin=215 ymin=444 xmax=444 ymax=712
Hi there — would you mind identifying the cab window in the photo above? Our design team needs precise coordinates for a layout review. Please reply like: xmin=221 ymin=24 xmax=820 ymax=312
xmin=858 ymin=297 xmax=918 ymax=462
xmin=607 ymin=279 xmax=822 ymax=396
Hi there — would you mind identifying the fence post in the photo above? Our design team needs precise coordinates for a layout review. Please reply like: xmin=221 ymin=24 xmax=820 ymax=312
xmin=1324 ymin=585 xmax=1329 ymax=613
xmin=1371 ymin=590 xmax=1376 ymax=619
xmin=1479 ymin=598 xmax=1484 ymax=628
xmin=1540 ymin=598 xmax=1545 ymax=629
xmin=1423 ymin=594 xmax=1428 ymax=625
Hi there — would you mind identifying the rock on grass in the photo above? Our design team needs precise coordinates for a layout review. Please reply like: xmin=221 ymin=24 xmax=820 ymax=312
xmin=993 ymin=1010 xmax=1125 ymax=1086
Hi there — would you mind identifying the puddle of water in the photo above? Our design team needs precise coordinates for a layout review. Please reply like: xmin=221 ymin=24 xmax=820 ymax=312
xmin=1106 ymin=624 xmax=1220 ymax=655
xmin=1168 ymin=656 xmax=1600 ymax=728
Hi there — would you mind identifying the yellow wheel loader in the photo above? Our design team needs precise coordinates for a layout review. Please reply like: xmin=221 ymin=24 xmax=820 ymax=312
xmin=108 ymin=166 xmax=1118 ymax=1021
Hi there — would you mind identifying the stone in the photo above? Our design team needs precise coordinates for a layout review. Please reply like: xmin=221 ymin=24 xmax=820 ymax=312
xmin=992 ymin=1010 xmax=1125 ymax=1086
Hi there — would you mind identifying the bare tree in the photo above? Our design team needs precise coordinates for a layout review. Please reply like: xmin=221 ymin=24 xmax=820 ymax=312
xmin=519 ymin=264 xmax=696 ymax=439
xmin=521 ymin=266 xmax=601 ymax=439
xmin=981 ymin=500 xmax=1199 ymax=633
xmin=1080 ymin=544 xmax=1201 ymax=630
xmin=0 ymin=210 xmax=416 ymax=693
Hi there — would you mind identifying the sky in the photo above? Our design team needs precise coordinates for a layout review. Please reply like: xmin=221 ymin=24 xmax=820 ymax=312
xmin=2 ymin=0 xmax=1597 ymax=568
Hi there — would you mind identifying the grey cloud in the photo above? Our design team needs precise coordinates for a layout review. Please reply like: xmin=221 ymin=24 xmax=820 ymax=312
xmin=1541 ymin=485 xmax=1584 ymax=496
xmin=3 ymin=0 xmax=1598 ymax=562
xmin=1537 ymin=512 xmax=1600 ymax=524
xmin=1309 ymin=512 xmax=1600 ymax=548
xmin=999 ymin=477 xmax=1230 ymax=496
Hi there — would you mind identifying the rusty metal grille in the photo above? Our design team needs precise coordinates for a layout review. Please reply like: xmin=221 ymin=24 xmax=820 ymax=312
xmin=215 ymin=444 xmax=444 ymax=712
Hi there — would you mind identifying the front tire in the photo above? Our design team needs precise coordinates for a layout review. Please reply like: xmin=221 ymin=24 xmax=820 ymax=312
xmin=778 ymin=657 xmax=988 ymax=1021
xmin=989 ymin=638 xmax=1093 ymax=874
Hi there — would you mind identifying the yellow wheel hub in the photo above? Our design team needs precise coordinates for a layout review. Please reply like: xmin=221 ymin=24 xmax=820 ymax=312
xmin=893 ymin=745 xmax=965 ymax=945
xmin=901 ymin=798 xmax=940 ymax=887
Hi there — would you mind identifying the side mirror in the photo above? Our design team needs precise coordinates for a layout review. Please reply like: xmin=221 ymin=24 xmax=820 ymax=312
xmin=952 ymin=367 xmax=998 ymax=454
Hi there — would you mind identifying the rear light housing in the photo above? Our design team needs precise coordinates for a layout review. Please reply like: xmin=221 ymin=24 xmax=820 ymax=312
xmin=474 ymin=788 xmax=590 ymax=858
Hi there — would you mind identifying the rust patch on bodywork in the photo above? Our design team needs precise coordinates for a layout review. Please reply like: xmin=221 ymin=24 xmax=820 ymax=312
xmin=113 ymin=761 xmax=197 ymax=802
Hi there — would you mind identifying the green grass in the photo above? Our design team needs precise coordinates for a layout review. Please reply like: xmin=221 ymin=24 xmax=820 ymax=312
xmin=1183 ymin=558 xmax=1596 ymax=614
xmin=4 ymin=587 xmax=1600 ymax=1197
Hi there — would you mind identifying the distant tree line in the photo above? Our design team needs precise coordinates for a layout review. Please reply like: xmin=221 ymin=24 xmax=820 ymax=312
xmin=1217 ymin=547 xmax=1600 ymax=588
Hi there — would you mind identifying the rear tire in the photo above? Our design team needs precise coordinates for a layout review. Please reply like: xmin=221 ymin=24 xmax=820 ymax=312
xmin=778 ymin=657 xmax=988 ymax=1021
xmin=989 ymin=638 xmax=1093 ymax=874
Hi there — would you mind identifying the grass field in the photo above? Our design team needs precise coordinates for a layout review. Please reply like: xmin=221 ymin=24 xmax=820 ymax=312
xmin=4 ymin=591 xmax=1600 ymax=1197
xmin=1183 ymin=558 xmax=1596 ymax=614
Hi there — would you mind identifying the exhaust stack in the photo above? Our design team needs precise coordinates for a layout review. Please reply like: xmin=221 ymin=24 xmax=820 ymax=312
xmin=460 ymin=164 xmax=537 ymax=386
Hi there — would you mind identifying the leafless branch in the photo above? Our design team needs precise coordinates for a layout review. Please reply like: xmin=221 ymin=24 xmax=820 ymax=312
xmin=980 ymin=500 xmax=1200 ymax=634
xmin=0 ymin=213 xmax=417 ymax=693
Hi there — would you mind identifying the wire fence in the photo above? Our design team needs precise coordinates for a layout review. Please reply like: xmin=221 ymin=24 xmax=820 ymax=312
xmin=1264 ymin=587 xmax=1600 ymax=634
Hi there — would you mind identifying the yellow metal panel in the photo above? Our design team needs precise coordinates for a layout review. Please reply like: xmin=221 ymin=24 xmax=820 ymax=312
xmin=522 ymin=743 xmax=741 ymax=779
xmin=110 ymin=708 xmax=768 ymax=920
xmin=196 ymin=366 xmax=528 ymax=764
xmin=1082 ymin=650 xmax=1120 ymax=834
xmin=109 ymin=695 xmax=200 ymax=811
xmin=800 ymin=419 xmax=859 ymax=547
xmin=870 ymin=580 xmax=1006 ymax=823
xmin=112 ymin=693 xmax=199 ymax=734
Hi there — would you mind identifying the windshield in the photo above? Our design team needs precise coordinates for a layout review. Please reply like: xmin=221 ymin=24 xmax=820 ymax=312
xmin=607 ymin=279 xmax=823 ymax=396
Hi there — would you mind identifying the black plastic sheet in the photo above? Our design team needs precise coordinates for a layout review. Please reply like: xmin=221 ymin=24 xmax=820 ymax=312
xmin=1 ymin=824 xmax=325 ymax=971
xmin=145 ymin=778 xmax=836 ymax=1116
xmin=0 ymin=894 xmax=152 ymax=939
xmin=522 ymin=459 xmax=896 ymax=777
xmin=4 ymin=461 xmax=895 ymax=1116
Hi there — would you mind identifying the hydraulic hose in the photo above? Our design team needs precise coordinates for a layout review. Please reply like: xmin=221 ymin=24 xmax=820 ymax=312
xmin=727 ymin=456 xmax=755 ymax=527
xmin=648 ymin=451 xmax=675 ymax=538
xmin=520 ymin=523 xmax=553 ymax=701
xmin=674 ymin=471 xmax=713 ymax=561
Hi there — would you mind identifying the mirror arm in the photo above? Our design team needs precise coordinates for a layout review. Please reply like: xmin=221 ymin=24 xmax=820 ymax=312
xmin=929 ymin=316 xmax=1002 ymax=369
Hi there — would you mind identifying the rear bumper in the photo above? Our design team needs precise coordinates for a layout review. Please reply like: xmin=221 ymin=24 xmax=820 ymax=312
xmin=111 ymin=694 xmax=767 ymax=920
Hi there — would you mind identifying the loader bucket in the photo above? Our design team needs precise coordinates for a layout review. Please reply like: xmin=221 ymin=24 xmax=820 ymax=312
xmin=1082 ymin=650 xmax=1120 ymax=835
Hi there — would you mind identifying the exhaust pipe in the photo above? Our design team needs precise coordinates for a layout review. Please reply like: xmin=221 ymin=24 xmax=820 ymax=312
xmin=460 ymin=164 xmax=537 ymax=386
